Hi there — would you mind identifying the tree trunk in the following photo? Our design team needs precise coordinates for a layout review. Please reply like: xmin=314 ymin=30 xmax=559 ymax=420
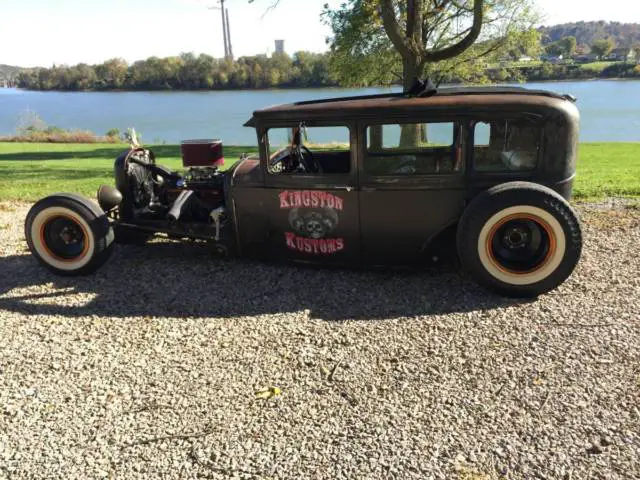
xmin=400 ymin=57 xmax=422 ymax=147
xmin=369 ymin=125 xmax=383 ymax=150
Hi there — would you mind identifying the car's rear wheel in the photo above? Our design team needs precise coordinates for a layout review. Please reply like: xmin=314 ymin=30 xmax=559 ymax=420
xmin=25 ymin=195 xmax=114 ymax=276
xmin=457 ymin=182 xmax=582 ymax=297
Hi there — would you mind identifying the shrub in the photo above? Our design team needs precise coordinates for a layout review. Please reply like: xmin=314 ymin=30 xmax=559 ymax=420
xmin=600 ymin=63 xmax=639 ymax=78
xmin=16 ymin=109 xmax=47 ymax=134
xmin=106 ymin=128 xmax=120 ymax=138
xmin=0 ymin=128 xmax=123 ymax=143
xmin=1 ymin=109 xmax=124 ymax=143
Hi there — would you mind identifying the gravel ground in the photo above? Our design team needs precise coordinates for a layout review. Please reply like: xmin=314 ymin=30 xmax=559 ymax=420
xmin=0 ymin=200 xmax=639 ymax=480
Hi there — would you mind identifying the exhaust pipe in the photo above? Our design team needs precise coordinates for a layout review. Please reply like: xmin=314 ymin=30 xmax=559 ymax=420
xmin=167 ymin=190 xmax=194 ymax=222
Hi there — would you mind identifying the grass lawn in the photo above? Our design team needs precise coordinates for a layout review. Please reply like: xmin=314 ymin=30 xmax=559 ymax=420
xmin=578 ymin=61 xmax=617 ymax=72
xmin=0 ymin=142 xmax=638 ymax=201
xmin=0 ymin=143 xmax=258 ymax=202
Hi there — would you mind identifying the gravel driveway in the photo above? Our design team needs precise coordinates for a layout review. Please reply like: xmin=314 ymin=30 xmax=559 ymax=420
xmin=0 ymin=200 xmax=638 ymax=479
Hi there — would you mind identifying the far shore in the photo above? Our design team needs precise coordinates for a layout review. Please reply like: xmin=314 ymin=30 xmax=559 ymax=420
xmin=3 ymin=76 xmax=640 ymax=94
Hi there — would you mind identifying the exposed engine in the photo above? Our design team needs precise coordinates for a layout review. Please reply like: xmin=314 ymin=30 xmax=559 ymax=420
xmin=102 ymin=138 xmax=231 ymax=244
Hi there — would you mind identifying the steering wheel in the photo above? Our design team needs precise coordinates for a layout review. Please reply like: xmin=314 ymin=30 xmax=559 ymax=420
xmin=267 ymin=146 xmax=322 ymax=174
xmin=267 ymin=147 xmax=292 ymax=174
xmin=298 ymin=146 xmax=322 ymax=174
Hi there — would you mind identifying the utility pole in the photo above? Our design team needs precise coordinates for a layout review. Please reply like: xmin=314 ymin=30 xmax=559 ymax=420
xmin=208 ymin=0 xmax=231 ymax=60
xmin=225 ymin=8 xmax=233 ymax=60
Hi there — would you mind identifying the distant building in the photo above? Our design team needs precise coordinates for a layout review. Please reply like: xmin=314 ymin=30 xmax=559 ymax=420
xmin=541 ymin=54 xmax=564 ymax=64
xmin=275 ymin=39 xmax=285 ymax=55
xmin=607 ymin=48 xmax=635 ymax=62
xmin=575 ymin=53 xmax=599 ymax=63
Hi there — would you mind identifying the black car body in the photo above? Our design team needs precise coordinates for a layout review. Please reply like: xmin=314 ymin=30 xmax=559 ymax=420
xmin=25 ymin=86 xmax=583 ymax=297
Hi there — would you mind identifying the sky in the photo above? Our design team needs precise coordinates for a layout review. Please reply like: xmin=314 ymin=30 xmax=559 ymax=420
xmin=1 ymin=0 xmax=639 ymax=68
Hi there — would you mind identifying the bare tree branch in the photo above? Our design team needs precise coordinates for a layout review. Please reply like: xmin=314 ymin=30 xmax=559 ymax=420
xmin=248 ymin=0 xmax=281 ymax=18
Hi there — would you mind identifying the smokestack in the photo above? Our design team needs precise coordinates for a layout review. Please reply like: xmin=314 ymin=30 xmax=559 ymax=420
xmin=225 ymin=8 xmax=233 ymax=60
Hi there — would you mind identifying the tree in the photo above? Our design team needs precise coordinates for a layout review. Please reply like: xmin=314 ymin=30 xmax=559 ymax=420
xmin=591 ymin=38 xmax=615 ymax=59
xmin=632 ymin=42 xmax=640 ymax=64
xmin=323 ymin=0 xmax=538 ymax=144
xmin=95 ymin=58 xmax=128 ymax=89
xmin=378 ymin=0 xmax=484 ymax=91
xmin=544 ymin=36 xmax=576 ymax=57
xmin=323 ymin=1 xmax=539 ymax=90
xmin=559 ymin=36 xmax=577 ymax=57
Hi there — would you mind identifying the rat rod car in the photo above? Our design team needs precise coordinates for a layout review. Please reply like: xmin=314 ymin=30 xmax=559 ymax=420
xmin=24 ymin=84 xmax=582 ymax=297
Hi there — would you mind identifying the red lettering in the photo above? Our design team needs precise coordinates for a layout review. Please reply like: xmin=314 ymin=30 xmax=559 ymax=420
xmin=302 ymin=191 xmax=311 ymax=207
xmin=326 ymin=195 xmax=335 ymax=209
xmin=285 ymin=232 xmax=295 ymax=249
xmin=319 ymin=191 xmax=327 ymax=208
xmin=279 ymin=190 xmax=344 ymax=210
xmin=279 ymin=191 xmax=289 ymax=209
xmin=284 ymin=233 xmax=345 ymax=255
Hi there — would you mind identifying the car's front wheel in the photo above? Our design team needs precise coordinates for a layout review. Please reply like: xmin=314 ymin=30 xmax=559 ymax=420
xmin=457 ymin=182 xmax=582 ymax=297
xmin=25 ymin=194 xmax=114 ymax=276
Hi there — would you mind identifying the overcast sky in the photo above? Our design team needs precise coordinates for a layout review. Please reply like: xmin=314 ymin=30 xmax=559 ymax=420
xmin=1 ymin=0 xmax=639 ymax=67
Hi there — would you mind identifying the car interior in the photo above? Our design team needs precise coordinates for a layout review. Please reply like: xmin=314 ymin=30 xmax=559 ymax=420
xmin=267 ymin=125 xmax=351 ymax=175
xmin=473 ymin=119 xmax=540 ymax=171
xmin=365 ymin=123 xmax=463 ymax=175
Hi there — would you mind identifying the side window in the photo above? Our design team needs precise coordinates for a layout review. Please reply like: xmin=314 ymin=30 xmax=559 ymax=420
xmin=473 ymin=119 xmax=541 ymax=172
xmin=267 ymin=125 xmax=350 ymax=175
xmin=365 ymin=122 xmax=462 ymax=175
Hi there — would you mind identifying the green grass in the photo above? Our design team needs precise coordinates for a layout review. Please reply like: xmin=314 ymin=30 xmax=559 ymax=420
xmin=573 ymin=143 xmax=640 ymax=198
xmin=578 ymin=61 xmax=616 ymax=72
xmin=0 ymin=143 xmax=257 ymax=202
xmin=0 ymin=142 xmax=638 ymax=201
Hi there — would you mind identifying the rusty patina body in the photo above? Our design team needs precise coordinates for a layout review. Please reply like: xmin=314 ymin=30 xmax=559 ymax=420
xmin=25 ymin=85 xmax=582 ymax=296
xmin=227 ymin=87 xmax=579 ymax=264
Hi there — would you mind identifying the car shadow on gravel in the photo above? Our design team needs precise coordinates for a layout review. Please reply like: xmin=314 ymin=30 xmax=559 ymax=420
xmin=0 ymin=241 xmax=527 ymax=321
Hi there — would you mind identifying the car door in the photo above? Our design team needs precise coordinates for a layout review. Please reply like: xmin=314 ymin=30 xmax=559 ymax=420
xmin=262 ymin=122 xmax=360 ymax=264
xmin=357 ymin=118 xmax=468 ymax=264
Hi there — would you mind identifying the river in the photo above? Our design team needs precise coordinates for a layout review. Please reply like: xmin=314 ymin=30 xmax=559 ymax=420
xmin=1 ymin=80 xmax=639 ymax=144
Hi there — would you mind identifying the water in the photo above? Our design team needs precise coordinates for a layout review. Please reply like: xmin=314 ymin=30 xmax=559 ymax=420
xmin=1 ymin=80 xmax=639 ymax=144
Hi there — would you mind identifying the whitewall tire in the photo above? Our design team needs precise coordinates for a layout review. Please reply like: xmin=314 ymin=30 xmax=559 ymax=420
xmin=25 ymin=194 xmax=114 ymax=276
xmin=457 ymin=182 xmax=582 ymax=297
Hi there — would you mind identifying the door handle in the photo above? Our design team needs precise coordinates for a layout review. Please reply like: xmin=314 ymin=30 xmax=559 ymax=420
xmin=334 ymin=185 xmax=354 ymax=192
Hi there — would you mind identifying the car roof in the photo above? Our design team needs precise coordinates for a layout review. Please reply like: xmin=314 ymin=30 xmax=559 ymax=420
xmin=244 ymin=86 xmax=577 ymax=127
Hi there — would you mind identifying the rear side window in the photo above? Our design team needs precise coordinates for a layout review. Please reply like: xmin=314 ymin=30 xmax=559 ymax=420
xmin=365 ymin=122 xmax=462 ymax=175
xmin=473 ymin=119 xmax=541 ymax=171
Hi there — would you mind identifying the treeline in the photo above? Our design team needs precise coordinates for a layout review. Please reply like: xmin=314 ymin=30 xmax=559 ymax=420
xmin=0 ymin=64 xmax=21 ymax=86
xmin=539 ymin=21 xmax=640 ymax=48
xmin=16 ymin=52 xmax=338 ymax=91
xmin=488 ymin=62 xmax=640 ymax=83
